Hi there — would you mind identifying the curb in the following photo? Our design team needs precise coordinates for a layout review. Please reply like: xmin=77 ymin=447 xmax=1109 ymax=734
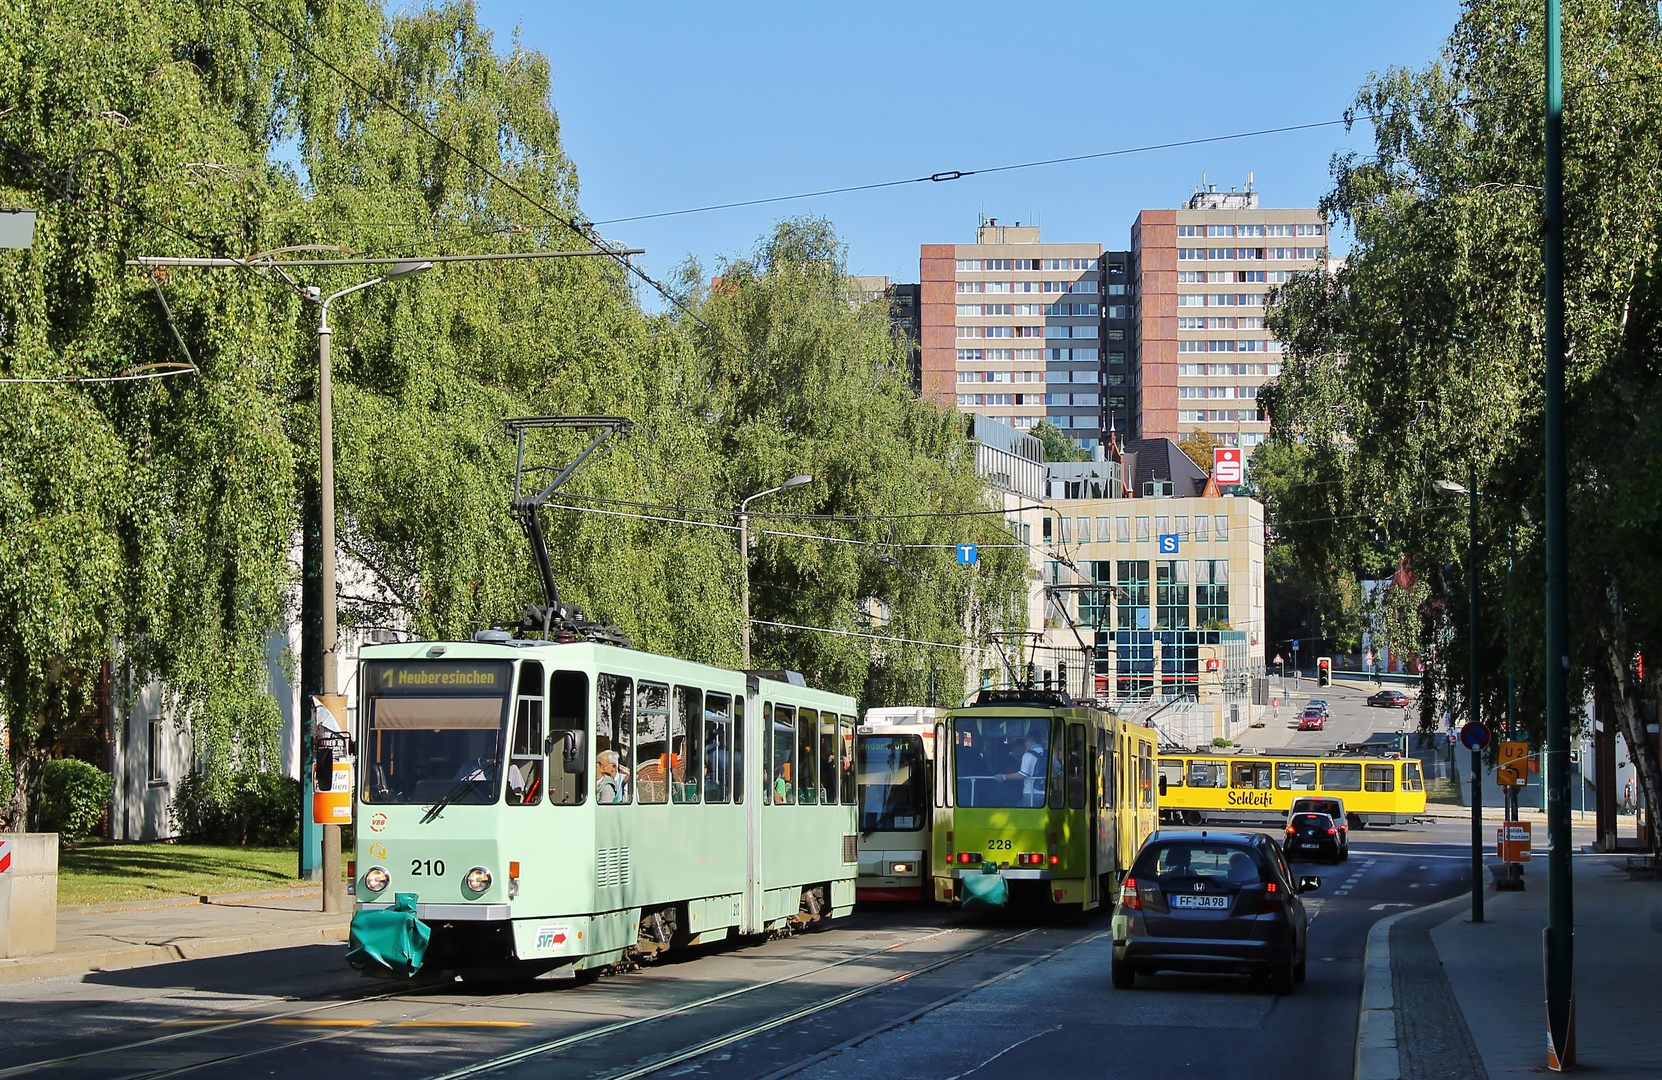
xmin=0 ymin=922 xmax=349 ymax=985
xmin=1353 ymin=890 xmax=1473 ymax=1080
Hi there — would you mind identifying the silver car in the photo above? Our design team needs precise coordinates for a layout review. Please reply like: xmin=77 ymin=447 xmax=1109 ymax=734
xmin=1111 ymin=830 xmax=1319 ymax=994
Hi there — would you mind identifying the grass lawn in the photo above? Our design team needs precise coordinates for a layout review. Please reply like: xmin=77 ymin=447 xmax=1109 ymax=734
xmin=1427 ymin=775 xmax=1464 ymax=806
xmin=58 ymin=841 xmax=317 ymax=906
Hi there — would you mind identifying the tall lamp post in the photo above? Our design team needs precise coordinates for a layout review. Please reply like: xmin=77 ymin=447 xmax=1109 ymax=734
xmin=304 ymin=260 xmax=431 ymax=911
xmin=1436 ymin=477 xmax=1485 ymax=923
xmin=738 ymin=476 xmax=813 ymax=668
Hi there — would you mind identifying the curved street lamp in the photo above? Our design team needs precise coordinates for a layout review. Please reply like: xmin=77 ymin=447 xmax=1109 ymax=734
xmin=739 ymin=475 xmax=812 ymax=668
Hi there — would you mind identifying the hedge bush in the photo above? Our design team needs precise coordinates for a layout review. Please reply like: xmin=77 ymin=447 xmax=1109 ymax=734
xmin=39 ymin=758 xmax=113 ymax=840
xmin=170 ymin=771 xmax=300 ymax=846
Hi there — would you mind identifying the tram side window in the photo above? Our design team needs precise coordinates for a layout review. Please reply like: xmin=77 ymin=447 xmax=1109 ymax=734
xmin=816 ymin=711 xmax=838 ymax=805
xmin=1321 ymin=762 xmax=1363 ymax=791
xmin=671 ymin=686 xmax=702 ymax=804
xmin=506 ymin=661 xmax=545 ymax=807
xmin=636 ymin=681 xmax=671 ymax=804
xmin=797 ymin=708 xmax=820 ymax=804
xmin=1104 ymin=743 xmax=1115 ymax=809
xmin=1276 ymin=762 xmax=1317 ymax=791
xmin=769 ymin=704 xmax=796 ymax=804
xmin=544 ymin=669 xmax=589 ymax=806
xmin=1403 ymin=761 xmax=1423 ymax=792
xmin=595 ymin=674 xmax=633 ymax=805
xmin=934 ymin=721 xmax=952 ymax=808
xmin=1232 ymin=761 xmax=1272 ymax=789
xmin=1189 ymin=760 xmax=1228 ymax=788
xmin=733 ymin=696 xmax=745 ymax=804
xmin=1049 ymin=719 xmax=1067 ymax=809
xmin=1365 ymin=764 xmax=1395 ymax=792
xmin=839 ymin=716 xmax=856 ymax=805
xmin=703 ymin=693 xmax=732 ymax=804
xmin=1065 ymin=724 xmax=1087 ymax=809
xmin=1158 ymin=758 xmax=1184 ymax=794
xmin=1140 ymin=743 xmax=1156 ymax=807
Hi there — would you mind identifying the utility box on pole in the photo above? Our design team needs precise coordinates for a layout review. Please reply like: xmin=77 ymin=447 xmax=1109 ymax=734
xmin=0 ymin=833 xmax=58 ymax=957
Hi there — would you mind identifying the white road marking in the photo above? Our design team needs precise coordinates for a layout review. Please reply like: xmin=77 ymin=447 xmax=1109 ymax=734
xmin=1370 ymin=902 xmax=1414 ymax=911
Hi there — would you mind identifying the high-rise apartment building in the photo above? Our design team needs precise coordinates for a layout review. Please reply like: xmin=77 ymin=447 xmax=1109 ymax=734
xmin=1129 ymin=180 xmax=1326 ymax=447
xmin=920 ymin=220 xmax=1124 ymax=450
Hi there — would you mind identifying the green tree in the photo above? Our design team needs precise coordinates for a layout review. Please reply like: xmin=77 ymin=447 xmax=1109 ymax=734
xmin=1031 ymin=420 xmax=1087 ymax=463
xmin=1261 ymin=0 xmax=1662 ymax=847
xmin=1176 ymin=429 xmax=1220 ymax=475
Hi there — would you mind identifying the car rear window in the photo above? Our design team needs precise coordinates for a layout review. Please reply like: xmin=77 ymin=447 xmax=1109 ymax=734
xmin=1293 ymin=798 xmax=1341 ymax=817
xmin=1291 ymin=813 xmax=1331 ymax=828
xmin=1133 ymin=842 xmax=1264 ymax=885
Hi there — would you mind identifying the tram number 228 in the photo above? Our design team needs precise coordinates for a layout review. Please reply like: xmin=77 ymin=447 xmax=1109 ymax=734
xmin=986 ymin=839 xmax=1012 ymax=851
xmin=411 ymin=859 xmax=446 ymax=876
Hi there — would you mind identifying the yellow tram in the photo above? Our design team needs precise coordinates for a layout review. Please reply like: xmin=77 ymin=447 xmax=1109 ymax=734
xmin=1155 ymin=750 xmax=1427 ymax=828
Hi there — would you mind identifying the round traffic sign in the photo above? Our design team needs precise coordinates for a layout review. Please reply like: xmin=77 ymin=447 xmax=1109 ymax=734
xmin=1459 ymin=721 xmax=1491 ymax=751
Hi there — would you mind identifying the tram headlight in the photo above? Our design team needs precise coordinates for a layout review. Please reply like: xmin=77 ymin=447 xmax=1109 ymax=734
xmin=363 ymin=866 xmax=390 ymax=894
xmin=464 ymin=866 xmax=493 ymax=895
xmin=890 ymin=862 xmax=914 ymax=875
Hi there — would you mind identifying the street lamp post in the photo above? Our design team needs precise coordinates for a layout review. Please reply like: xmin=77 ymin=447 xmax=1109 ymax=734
xmin=738 ymin=476 xmax=812 ymax=669
xmin=305 ymin=260 xmax=431 ymax=912
xmin=1436 ymin=477 xmax=1483 ymax=923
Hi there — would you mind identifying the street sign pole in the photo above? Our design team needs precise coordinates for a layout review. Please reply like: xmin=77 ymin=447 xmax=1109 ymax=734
xmin=1543 ymin=0 xmax=1575 ymax=1067
xmin=1469 ymin=462 xmax=1484 ymax=926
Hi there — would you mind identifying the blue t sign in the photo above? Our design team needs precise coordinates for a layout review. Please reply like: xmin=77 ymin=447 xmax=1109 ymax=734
xmin=1157 ymin=533 xmax=1180 ymax=554
xmin=956 ymin=544 xmax=978 ymax=565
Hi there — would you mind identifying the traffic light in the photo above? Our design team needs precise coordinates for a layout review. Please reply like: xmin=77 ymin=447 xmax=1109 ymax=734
xmin=1317 ymin=656 xmax=1331 ymax=687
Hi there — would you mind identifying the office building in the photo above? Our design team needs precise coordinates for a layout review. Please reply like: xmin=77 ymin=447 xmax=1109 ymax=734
xmin=1129 ymin=178 xmax=1327 ymax=448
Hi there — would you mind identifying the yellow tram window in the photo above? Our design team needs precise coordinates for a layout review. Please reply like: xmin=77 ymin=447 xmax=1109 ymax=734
xmin=1321 ymin=762 xmax=1363 ymax=791
xmin=1276 ymin=762 xmax=1316 ymax=790
xmin=1188 ymin=759 xmax=1227 ymax=788
xmin=1403 ymin=760 xmax=1423 ymax=792
xmin=1231 ymin=761 xmax=1272 ymax=789
xmin=1158 ymin=759 xmax=1184 ymax=789
xmin=1365 ymin=763 xmax=1395 ymax=792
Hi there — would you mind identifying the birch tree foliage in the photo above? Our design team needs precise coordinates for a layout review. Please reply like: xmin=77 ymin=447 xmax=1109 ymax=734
xmin=1262 ymin=0 xmax=1662 ymax=844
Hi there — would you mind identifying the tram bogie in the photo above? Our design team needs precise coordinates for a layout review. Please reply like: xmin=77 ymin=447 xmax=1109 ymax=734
xmin=349 ymin=639 xmax=858 ymax=978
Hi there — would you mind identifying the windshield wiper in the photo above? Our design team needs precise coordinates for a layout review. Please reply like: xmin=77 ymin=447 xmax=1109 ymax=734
xmin=420 ymin=776 xmax=481 ymax=824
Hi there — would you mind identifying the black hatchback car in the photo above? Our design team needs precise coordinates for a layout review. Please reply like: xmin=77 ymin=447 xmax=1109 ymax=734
xmin=1368 ymin=689 xmax=1409 ymax=708
xmin=1111 ymin=830 xmax=1319 ymax=994
xmin=1284 ymin=812 xmax=1343 ymax=863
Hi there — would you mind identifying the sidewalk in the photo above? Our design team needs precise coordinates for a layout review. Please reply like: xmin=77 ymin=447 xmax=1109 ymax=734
xmin=0 ymin=886 xmax=349 ymax=984
xmin=1357 ymin=852 xmax=1662 ymax=1078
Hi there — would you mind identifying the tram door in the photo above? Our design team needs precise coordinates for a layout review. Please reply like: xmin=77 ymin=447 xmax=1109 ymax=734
xmin=1086 ymin=728 xmax=1100 ymax=909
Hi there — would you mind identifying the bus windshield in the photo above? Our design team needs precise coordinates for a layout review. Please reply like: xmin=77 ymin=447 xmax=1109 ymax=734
xmin=954 ymin=715 xmax=1051 ymax=808
xmin=857 ymin=734 xmax=926 ymax=832
xmin=360 ymin=661 xmax=513 ymax=806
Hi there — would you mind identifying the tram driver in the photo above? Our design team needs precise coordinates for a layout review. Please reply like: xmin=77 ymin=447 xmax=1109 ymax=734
xmin=994 ymin=731 xmax=1048 ymax=807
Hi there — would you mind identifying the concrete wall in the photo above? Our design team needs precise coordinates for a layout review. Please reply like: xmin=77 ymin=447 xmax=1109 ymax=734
xmin=0 ymin=833 xmax=57 ymax=957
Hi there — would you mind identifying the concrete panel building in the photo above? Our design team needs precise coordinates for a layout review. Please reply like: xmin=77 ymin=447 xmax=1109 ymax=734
xmin=1130 ymin=178 xmax=1327 ymax=448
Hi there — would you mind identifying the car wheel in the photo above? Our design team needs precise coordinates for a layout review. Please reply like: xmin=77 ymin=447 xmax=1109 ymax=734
xmin=1294 ymin=950 xmax=1307 ymax=983
xmin=1270 ymin=957 xmax=1295 ymax=995
xmin=1340 ymin=845 xmax=1350 ymax=862
xmin=1110 ymin=954 xmax=1136 ymax=990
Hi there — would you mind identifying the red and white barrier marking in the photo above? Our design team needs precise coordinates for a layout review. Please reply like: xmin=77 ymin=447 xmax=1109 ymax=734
xmin=0 ymin=839 xmax=11 ymax=875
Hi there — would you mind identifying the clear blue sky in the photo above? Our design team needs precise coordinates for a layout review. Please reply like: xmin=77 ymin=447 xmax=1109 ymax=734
xmin=475 ymin=1 xmax=1462 ymax=295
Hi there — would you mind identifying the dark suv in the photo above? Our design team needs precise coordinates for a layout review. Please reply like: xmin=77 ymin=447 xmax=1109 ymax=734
xmin=1111 ymin=830 xmax=1319 ymax=994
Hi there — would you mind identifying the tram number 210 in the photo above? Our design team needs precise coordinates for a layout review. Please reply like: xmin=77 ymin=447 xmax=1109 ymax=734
xmin=411 ymin=859 xmax=447 ymax=876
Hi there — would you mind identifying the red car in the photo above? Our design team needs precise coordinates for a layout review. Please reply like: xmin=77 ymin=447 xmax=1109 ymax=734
xmin=1368 ymin=689 xmax=1409 ymax=708
xmin=1298 ymin=710 xmax=1325 ymax=731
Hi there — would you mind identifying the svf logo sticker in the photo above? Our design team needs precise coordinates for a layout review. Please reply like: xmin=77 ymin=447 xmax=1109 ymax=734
xmin=535 ymin=925 xmax=569 ymax=950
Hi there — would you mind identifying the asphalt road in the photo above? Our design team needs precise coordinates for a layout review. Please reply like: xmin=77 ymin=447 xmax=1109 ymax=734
xmin=0 ymin=816 xmax=1478 ymax=1080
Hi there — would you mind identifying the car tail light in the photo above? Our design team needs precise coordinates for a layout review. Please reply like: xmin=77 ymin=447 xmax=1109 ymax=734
xmin=1258 ymin=882 xmax=1284 ymax=914
xmin=1120 ymin=877 xmax=1141 ymax=910
xmin=1327 ymin=826 xmax=1338 ymax=835
xmin=1285 ymin=825 xmax=1295 ymax=835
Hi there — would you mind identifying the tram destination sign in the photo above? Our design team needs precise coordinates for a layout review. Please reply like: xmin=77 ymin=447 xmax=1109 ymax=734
xmin=368 ymin=661 xmax=510 ymax=694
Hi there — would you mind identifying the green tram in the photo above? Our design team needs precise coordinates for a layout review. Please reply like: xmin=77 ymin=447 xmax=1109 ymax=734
xmin=930 ymin=689 xmax=1160 ymax=911
xmin=350 ymin=634 xmax=859 ymax=978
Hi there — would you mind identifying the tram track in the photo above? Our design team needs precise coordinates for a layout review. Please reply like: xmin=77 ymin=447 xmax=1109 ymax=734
xmin=1 ymin=921 xmax=987 ymax=1080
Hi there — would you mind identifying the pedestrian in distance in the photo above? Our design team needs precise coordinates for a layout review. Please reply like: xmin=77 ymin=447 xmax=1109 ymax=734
xmin=1624 ymin=777 xmax=1635 ymax=815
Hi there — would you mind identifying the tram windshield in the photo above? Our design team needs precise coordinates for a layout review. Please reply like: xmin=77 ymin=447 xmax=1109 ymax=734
xmin=856 ymin=734 xmax=926 ymax=832
xmin=953 ymin=716 xmax=1052 ymax=808
xmin=360 ymin=661 xmax=513 ymax=806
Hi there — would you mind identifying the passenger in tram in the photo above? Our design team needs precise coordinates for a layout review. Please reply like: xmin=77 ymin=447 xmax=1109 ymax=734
xmin=595 ymin=750 xmax=629 ymax=803
xmin=773 ymin=764 xmax=793 ymax=804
